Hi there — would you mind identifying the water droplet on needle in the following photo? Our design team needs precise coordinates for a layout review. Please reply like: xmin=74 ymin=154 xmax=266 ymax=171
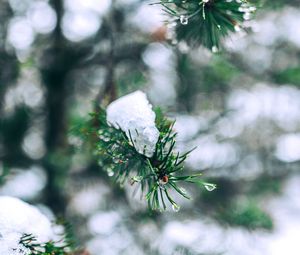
xmin=107 ymin=168 xmax=114 ymax=177
xmin=172 ymin=203 xmax=180 ymax=212
xmin=212 ymin=46 xmax=219 ymax=53
xmin=180 ymin=15 xmax=189 ymax=25
xmin=204 ymin=183 xmax=217 ymax=191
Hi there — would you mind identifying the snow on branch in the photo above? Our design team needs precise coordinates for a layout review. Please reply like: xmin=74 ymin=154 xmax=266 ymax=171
xmin=0 ymin=196 xmax=72 ymax=255
xmin=106 ymin=91 xmax=159 ymax=158
xmin=86 ymin=91 xmax=216 ymax=212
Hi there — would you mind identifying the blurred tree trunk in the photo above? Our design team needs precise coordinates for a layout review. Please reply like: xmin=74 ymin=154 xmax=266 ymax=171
xmin=41 ymin=0 xmax=70 ymax=215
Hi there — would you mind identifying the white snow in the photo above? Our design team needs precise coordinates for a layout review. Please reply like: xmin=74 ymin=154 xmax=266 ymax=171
xmin=106 ymin=91 xmax=159 ymax=158
xmin=0 ymin=196 xmax=54 ymax=255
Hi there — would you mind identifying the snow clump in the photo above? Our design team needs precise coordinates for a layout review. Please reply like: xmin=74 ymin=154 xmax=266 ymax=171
xmin=0 ymin=196 xmax=54 ymax=255
xmin=106 ymin=91 xmax=159 ymax=158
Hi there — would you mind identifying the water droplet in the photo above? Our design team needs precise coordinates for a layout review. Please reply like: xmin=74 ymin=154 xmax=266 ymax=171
xmin=217 ymin=24 xmax=221 ymax=30
xmin=204 ymin=183 xmax=217 ymax=191
xmin=180 ymin=15 xmax=189 ymax=25
xmin=212 ymin=46 xmax=219 ymax=53
xmin=107 ymin=168 xmax=114 ymax=177
xmin=99 ymin=134 xmax=110 ymax=142
xmin=172 ymin=203 xmax=180 ymax=212
xmin=103 ymin=137 xmax=110 ymax=142
xmin=234 ymin=25 xmax=241 ymax=32
xmin=243 ymin=12 xmax=251 ymax=20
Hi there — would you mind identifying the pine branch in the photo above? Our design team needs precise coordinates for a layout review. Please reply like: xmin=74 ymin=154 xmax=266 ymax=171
xmin=87 ymin=108 xmax=216 ymax=212
xmin=19 ymin=220 xmax=77 ymax=255
xmin=153 ymin=0 xmax=256 ymax=50
xmin=20 ymin=234 xmax=70 ymax=255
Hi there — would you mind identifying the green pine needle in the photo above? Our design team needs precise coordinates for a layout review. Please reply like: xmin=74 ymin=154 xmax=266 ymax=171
xmin=153 ymin=0 xmax=256 ymax=50
xmin=19 ymin=233 xmax=72 ymax=255
xmin=89 ymin=108 xmax=216 ymax=211
xmin=19 ymin=220 xmax=76 ymax=255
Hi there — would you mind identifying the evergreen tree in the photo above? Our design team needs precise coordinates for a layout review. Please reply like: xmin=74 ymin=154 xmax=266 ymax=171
xmin=1 ymin=0 xmax=299 ymax=254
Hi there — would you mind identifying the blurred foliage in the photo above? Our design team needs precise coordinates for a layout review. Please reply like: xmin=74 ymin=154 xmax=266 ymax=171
xmin=117 ymin=65 xmax=147 ymax=96
xmin=217 ymin=200 xmax=273 ymax=230
xmin=200 ymin=57 xmax=239 ymax=92
xmin=0 ymin=164 xmax=9 ymax=185
xmin=200 ymin=177 xmax=279 ymax=230
xmin=254 ymin=0 xmax=300 ymax=9
xmin=176 ymin=54 xmax=239 ymax=111
xmin=274 ymin=67 xmax=300 ymax=86
xmin=248 ymin=176 xmax=283 ymax=196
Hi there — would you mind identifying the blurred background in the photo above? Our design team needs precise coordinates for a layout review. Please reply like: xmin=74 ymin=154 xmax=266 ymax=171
xmin=0 ymin=0 xmax=300 ymax=254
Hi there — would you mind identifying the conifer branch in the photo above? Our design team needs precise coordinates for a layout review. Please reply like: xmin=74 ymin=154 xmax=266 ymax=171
xmin=153 ymin=0 xmax=256 ymax=50
xmin=87 ymin=108 xmax=216 ymax=212
xmin=18 ymin=220 xmax=76 ymax=255
xmin=20 ymin=234 xmax=70 ymax=255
